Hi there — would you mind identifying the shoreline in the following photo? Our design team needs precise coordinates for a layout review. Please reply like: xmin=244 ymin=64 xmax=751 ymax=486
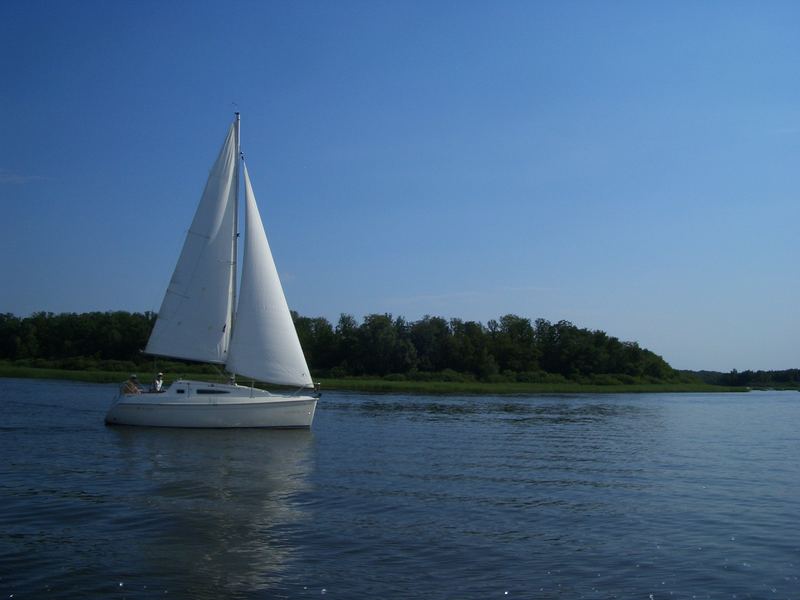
xmin=0 ymin=364 xmax=750 ymax=394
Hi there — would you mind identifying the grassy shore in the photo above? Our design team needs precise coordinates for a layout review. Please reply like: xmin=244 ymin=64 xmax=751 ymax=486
xmin=0 ymin=363 xmax=229 ymax=385
xmin=0 ymin=364 xmax=133 ymax=384
xmin=316 ymin=377 xmax=745 ymax=394
xmin=0 ymin=363 xmax=747 ymax=394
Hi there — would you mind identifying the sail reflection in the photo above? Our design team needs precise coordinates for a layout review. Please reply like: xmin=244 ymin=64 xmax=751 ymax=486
xmin=109 ymin=428 xmax=313 ymax=597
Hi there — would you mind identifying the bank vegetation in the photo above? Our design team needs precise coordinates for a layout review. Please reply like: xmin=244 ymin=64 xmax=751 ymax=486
xmin=0 ymin=311 xmax=780 ymax=392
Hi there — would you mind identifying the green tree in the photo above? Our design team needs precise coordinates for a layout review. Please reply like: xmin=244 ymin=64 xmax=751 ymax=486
xmin=410 ymin=315 xmax=451 ymax=372
xmin=450 ymin=319 xmax=497 ymax=379
xmin=488 ymin=314 xmax=539 ymax=372
xmin=357 ymin=314 xmax=417 ymax=376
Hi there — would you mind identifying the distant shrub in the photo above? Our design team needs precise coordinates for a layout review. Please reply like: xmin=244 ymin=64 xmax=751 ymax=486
xmin=407 ymin=369 xmax=475 ymax=383
xmin=440 ymin=369 xmax=469 ymax=382
xmin=515 ymin=371 xmax=546 ymax=383
xmin=485 ymin=373 xmax=512 ymax=383
xmin=515 ymin=371 xmax=570 ymax=384
xmin=57 ymin=357 xmax=93 ymax=371
xmin=383 ymin=373 xmax=407 ymax=382
xmin=540 ymin=372 xmax=568 ymax=384
xmin=588 ymin=374 xmax=623 ymax=386
xmin=329 ymin=366 xmax=349 ymax=378
xmin=98 ymin=360 xmax=139 ymax=373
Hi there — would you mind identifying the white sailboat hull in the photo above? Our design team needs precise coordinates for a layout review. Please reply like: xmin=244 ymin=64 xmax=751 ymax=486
xmin=105 ymin=380 xmax=317 ymax=428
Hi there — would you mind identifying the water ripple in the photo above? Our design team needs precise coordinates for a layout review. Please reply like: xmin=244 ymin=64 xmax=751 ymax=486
xmin=1 ymin=381 xmax=799 ymax=599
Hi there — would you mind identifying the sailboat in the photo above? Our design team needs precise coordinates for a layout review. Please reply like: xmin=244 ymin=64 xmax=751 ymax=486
xmin=105 ymin=114 xmax=318 ymax=428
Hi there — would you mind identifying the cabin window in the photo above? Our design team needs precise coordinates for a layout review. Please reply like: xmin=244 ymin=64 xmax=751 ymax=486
xmin=176 ymin=389 xmax=185 ymax=394
xmin=196 ymin=389 xmax=230 ymax=395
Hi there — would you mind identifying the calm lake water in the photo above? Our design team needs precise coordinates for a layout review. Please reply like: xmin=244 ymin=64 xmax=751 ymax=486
xmin=0 ymin=378 xmax=798 ymax=599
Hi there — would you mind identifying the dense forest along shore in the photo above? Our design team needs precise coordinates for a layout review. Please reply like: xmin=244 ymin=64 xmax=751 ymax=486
xmin=1 ymin=311 xmax=795 ymax=393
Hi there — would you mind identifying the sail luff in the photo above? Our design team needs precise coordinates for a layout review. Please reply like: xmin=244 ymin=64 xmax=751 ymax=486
xmin=144 ymin=122 xmax=238 ymax=363
xmin=225 ymin=163 xmax=313 ymax=387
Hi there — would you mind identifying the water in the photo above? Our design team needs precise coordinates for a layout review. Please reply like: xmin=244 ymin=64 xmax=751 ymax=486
xmin=1 ymin=378 xmax=798 ymax=599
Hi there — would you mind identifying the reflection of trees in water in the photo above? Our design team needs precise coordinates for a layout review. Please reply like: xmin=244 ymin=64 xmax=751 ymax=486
xmin=111 ymin=428 xmax=313 ymax=598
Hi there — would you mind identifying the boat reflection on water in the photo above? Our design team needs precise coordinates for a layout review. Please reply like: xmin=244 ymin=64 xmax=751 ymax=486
xmin=108 ymin=427 xmax=313 ymax=597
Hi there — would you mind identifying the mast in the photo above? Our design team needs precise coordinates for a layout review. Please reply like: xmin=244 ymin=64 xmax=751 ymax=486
xmin=230 ymin=112 xmax=241 ymax=358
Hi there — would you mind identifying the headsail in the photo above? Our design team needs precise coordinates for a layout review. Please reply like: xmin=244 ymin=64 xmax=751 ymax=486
xmin=145 ymin=122 xmax=238 ymax=363
xmin=225 ymin=163 xmax=313 ymax=387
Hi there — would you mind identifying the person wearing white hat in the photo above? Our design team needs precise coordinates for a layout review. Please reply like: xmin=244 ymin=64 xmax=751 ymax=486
xmin=151 ymin=372 xmax=164 ymax=393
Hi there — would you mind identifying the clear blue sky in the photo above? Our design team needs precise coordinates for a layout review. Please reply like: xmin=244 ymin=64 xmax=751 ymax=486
xmin=1 ymin=1 xmax=798 ymax=372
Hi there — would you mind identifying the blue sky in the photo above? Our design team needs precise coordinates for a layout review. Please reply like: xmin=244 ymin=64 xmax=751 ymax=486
xmin=1 ymin=1 xmax=798 ymax=372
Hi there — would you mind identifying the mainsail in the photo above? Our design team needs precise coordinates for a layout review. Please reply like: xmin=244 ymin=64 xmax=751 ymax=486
xmin=225 ymin=164 xmax=313 ymax=387
xmin=145 ymin=123 xmax=238 ymax=363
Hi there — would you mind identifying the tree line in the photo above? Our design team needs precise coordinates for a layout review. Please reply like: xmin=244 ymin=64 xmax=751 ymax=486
xmin=0 ymin=311 xmax=157 ymax=373
xmin=1 ymin=310 xmax=685 ymax=384
xmin=691 ymin=368 xmax=800 ymax=389
xmin=293 ymin=312 xmax=682 ymax=383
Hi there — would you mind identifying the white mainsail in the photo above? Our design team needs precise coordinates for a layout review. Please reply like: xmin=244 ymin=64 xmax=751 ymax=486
xmin=225 ymin=163 xmax=313 ymax=387
xmin=145 ymin=123 xmax=238 ymax=363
